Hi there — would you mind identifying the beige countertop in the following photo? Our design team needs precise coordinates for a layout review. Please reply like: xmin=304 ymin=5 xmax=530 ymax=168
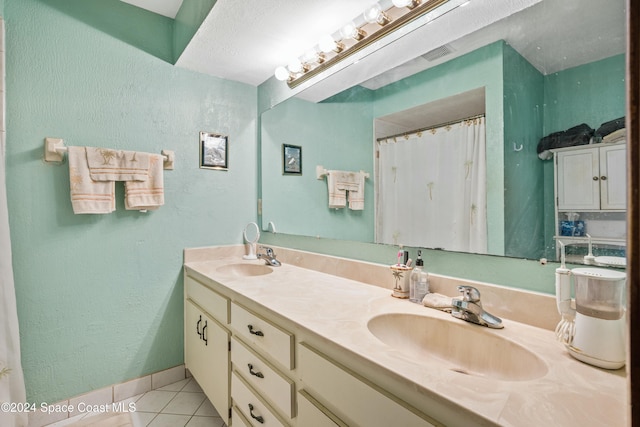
xmin=184 ymin=245 xmax=627 ymax=427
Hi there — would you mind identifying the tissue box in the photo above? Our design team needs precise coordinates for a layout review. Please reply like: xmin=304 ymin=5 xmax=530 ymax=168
xmin=560 ymin=220 xmax=585 ymax=236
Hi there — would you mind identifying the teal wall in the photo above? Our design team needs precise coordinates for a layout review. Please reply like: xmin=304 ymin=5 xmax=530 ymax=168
xmin=261 ymin=87 xmax=375 ymax=241
xmin=541 ymin=55 xmax=626 ymax=258
xmin=6 ymin=0 xmax=257 ymax=403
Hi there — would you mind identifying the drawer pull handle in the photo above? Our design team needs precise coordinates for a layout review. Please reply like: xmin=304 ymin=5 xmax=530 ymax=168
xmin=248 ymin=404 xmax=264 ymax=424
xmin=247 ymin=325 xmax=264 ymax=337
xmin=196 ymin=315 xmax=202 ymax=337
xmin=202 ymin=321 xmax=208 ymax=346
xmin=601 ymin=175 xmax=607 ymax=181
xmin=248 ymin=363 xmax=264 ymax=378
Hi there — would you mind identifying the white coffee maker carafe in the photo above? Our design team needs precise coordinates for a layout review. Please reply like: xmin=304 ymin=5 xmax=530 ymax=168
xmin=555 ymin=244 xmax=626 ymax=369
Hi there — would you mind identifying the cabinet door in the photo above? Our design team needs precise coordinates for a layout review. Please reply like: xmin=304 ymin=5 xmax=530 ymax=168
xmin=185 ymin=300 xmax=230 ymax=425
xmin=599 ymin=144 xmax=626 ymax=209
xmin=557 ymin=148 xmax=600 ymax=210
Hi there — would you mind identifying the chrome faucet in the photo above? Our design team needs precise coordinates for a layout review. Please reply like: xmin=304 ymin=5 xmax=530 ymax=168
xmin=451 ymin=285 xmax=503 ymax=329
xmin=257 ymin=246 xmax=281 ymax=267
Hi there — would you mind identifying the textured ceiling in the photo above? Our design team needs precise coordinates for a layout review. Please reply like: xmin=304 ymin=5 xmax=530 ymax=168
xmin=126 ymin=0 xmax=625 ymax=92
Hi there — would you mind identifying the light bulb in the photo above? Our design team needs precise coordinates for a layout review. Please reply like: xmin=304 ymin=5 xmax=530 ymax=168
xmin=363 ymin=4 xmax=389 ymax=25
xmin=274 ymin=66 xmax=290 ymax=81
xmin=287 ymin=58 xmax=303 ymax=74
xmin=319 ymin=35 xmax=336 ymax=53
xmin=319 ymin=35 xmax=344 ymax=53
xmin=302 ymin=49 xmax=319 ymax=64
xmin=340 ymin=22 xmax=366 ymax=40
xmin=392 ymin=0 xmax=419 ymax=8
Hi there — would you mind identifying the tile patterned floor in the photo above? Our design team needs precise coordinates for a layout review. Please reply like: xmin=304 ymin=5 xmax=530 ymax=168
xmin=45 ymin=377 xmax=227 ymax=427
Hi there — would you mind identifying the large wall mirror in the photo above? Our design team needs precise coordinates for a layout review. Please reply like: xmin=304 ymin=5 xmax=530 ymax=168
xmin=260 ymin=0 xmax=626 ymax=263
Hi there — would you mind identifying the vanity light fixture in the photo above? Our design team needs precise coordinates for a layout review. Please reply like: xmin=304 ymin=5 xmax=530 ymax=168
xmin=274 ymin=0 xmax=451 ymax=87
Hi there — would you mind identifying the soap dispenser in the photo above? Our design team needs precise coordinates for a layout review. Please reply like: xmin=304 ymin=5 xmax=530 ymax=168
xmin=410 ymin=250 xmax=429 ymax=304
xmin=410 ymin=251 xmax=424 ymax=303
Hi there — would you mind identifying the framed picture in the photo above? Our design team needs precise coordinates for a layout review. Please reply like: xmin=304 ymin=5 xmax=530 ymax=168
xmin=283 ymin=144 xmax=302 ymax=175
xmin=200 ymin=132 xmax=228 ymax=170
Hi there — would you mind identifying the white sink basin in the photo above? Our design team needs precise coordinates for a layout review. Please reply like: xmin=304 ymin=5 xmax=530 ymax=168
xmin=367 ymin=313 xmax=547 ymax=381
xmin=216 ymin=263 xmax=273 ymax=277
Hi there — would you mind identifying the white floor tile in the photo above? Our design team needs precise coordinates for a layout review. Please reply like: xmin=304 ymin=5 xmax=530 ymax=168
xmin=181 ymin=378 xmax=203 ymax=393
xmin=130 ymin=411 xmax=156 ymax=427
xmin=146 ymin=413 xmax=191 ymax=427
xmin=194 ymin=399 xmax=219 ymax=417
xmin=161 ymin=392 xmax=206 ymax=415
xmin=185 ymin=416 xmax=225 ymax=427
xmin=134 ymin=391 xmax=177 ymax=413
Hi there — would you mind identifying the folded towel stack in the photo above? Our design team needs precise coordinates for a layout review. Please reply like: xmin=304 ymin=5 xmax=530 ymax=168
xmin=68 ymin=147 xmax=164 ymax=214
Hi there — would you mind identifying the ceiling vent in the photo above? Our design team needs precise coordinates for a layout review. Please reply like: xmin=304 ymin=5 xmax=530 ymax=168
xmin=421 ymin=44 xmax=454 ymax=62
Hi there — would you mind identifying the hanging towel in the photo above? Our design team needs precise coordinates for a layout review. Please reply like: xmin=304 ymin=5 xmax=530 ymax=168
xmin=124 ymin=154 xmax=164 ymax=211
xmin=68 ymin=146 xmax=115 ymax=214
xmin=327 ymin=171 xmax=347 ymax=209
xmin=332 ymin=170 xmax=365 ymax=210
xmin=85 ymin=147 xmax=150 ymax=182
xmin=342 ymin=171 xmax=366 ymax=211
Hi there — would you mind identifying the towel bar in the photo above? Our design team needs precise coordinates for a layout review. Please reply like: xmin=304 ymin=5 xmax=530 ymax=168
xmin=44 ymin=138 xmax=175 ymax=170
xmin=315 ymin=165 xmax=370 ymax=180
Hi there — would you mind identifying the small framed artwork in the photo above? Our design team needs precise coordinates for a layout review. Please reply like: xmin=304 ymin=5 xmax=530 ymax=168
xmin=200 ymin=132 xmax=228 ymax=170
xmin=283 ymin=144 xmax=302 ymax=175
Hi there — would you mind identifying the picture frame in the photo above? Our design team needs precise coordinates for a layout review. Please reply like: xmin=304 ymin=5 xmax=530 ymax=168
xmin=282 ymin=144 xmax=302 ymax=175
xmin=200 ymin=132 xmax=228 ymax=170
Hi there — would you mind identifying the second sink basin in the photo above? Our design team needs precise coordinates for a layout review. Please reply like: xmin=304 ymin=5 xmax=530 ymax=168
xmin=216 ymin=263 xmax=273 ymax=277
xmin=367 ymin=313 xmax=547 ymax=381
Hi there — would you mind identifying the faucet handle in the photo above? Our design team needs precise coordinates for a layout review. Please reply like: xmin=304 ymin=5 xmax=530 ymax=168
xmin=258 ymin=246 xmax=275 ymax=257
xmin=457 ymin=285 xmax=481 ymax=302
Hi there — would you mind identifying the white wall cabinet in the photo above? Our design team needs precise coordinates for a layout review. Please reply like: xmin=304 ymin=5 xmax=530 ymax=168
xmin=555 ymin=143 xmax=626 ymax=211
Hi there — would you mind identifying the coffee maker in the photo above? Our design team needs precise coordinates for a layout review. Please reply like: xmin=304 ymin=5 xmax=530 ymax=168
xmin=555 ymin=245 xmax=626 ymax=369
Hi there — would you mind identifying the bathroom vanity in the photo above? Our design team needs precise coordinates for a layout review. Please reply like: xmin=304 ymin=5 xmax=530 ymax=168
xmin=183 ymin=245 xmax=626 ymax=427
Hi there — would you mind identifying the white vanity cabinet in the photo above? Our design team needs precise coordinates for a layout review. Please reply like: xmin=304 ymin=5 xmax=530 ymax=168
xmin=184 ymin=276 xmax=231 ymax=425
xmin=555 ymin=143 xmax=626 ymax=211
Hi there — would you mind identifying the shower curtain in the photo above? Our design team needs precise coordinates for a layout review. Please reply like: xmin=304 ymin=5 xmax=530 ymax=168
xmin=0 ymin=17 xmax=28 ymax=427
xmin=376 ymin=116 xmax=487 ymax=253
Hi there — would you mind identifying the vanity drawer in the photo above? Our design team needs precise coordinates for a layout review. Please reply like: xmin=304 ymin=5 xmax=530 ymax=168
xmin=185 ymin=275 xmax=229 ymax=324
xmin=297 ymin=390 xmax=348 ymax=427
xmin=232 ymin=371 xmax=288 ymax=427
xmin=232 ymin=405 xmax=252 ymax=427
xmin=298 ymin=343 xmax=438 ymax=427
xmin=231 ymin=336 xmax=295 ymax=418
xmin=231 ymin=302 xmax=294 ymax=370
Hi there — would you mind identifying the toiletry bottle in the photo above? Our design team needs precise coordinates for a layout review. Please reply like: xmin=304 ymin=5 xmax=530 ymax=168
xmin=410 ymin=251 xmax=424 ymax=303
xmin=415 ymin=257 xmax=429 ymax=303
